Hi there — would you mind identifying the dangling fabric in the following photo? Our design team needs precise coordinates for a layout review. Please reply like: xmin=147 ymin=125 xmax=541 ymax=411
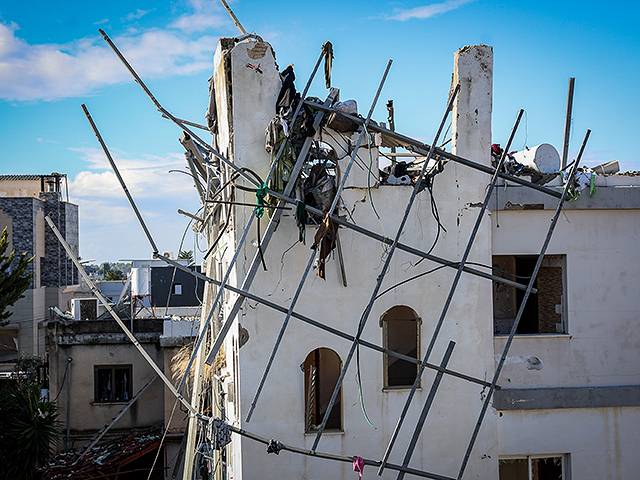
xmin=312 ymin=214 xmax=338 ymax=280
xmin=322 ymin=41 xmax=334 ymax=89
xmin=295 ymin=201 xmax=307 ymax=244
xmin=353 ymin=456 xmax=365 ymax=478
xmin=205 ymin=76 xmax=218 ymax=135
xmin=206 ymin=417 xmax=231 ymax=450
xmin=276 ymin=65 xmax=297 ymax=116
xmin=266 ymin=439 xmax=284 ymax=455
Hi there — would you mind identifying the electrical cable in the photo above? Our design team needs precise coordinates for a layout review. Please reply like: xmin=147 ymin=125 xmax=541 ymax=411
xmin=146 ymin=397 xmax=181 ymax=480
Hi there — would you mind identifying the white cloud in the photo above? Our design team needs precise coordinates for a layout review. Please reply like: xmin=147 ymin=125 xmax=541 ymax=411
xmin=68 ymin=147 xmax=196 ymax=198
xmin=124 ymin=9 xmax=153 ymax=22
xmin=94 ymin=19 xmax=109 ymax=26
xmin=0 ymin=20 xmax=219 ymax=101
xmin=169 ymin=0 xmax=228 ymax=33
xmin=68 ymin=147 xmax=202 ymax=261
xmin=388 ymin=0 xmax=475 ymax=21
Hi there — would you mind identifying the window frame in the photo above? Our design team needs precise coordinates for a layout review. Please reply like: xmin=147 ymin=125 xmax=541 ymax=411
xmin=94 ymin=364 xmax=133 ymax=404
xmin=499 ymin=453 xmax=570 ymax=480
xmin=493 ymin=254 xmax=567 ymax=336
xmin=381 ymin=306 xmax=421 ymax=390
xmin=303 ymin=348 xmax=343 ymax=433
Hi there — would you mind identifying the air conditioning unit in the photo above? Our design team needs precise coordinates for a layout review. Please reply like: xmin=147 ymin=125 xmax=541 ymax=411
xmin=71 ymin=298 xmax=98 ymax=321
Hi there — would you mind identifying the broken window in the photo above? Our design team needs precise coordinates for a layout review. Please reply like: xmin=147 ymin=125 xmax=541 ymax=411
xmin=493 ymin=255 xmax=566 ymax=335
xmin=94 ymin=365 xmax=132 ymax=403
xmin=303 ymin=348 xmax=342 ymax=432
xmin=499 ymin=455 xmax=566 ymax=480
xmin=382 ymin=306 xmax=420 ymax=388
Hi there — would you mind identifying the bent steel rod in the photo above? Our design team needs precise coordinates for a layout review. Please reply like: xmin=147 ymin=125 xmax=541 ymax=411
xmin=397 ymin=342 xmax=456 ymax=480
xmin=176 ymin=56 xmax=330 ymax=394
xmin=157 ymin=252 xmax=495 ymax=390
xmin=378 ymin=109 xmax=524 ymax=475
xmin=99 ymin=29 xmax=260 ymax=190
xmin=312 ymin=84 xmax=459 ymax=452
xmin=202 ymin=89 xmax=339 ymax=369
xmin=226 ymin=422 xmax=455 ymax=480
xmin=304 ymin=100 xmax=563 ymax=199
xmin=244 ymin=60 xmax=394 ymax=422
xmin=82 ymin=104 xmax=158 ymax=254
xmin=45 ymin=216 xmax=196 ymax=416
xmin=456 ymin=130 xmax=590 ymax=480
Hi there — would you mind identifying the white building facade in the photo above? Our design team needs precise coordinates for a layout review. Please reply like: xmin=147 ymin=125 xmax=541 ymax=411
xmin=186 ymin=35 xmax=639 ymax=480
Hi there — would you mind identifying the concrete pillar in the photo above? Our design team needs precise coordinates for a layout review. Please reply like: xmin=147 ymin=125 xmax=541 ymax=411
xmin=449 ymin=44 xmax=499 ymax=479
xmin=452 ymin=44 xmax=493 ymax=166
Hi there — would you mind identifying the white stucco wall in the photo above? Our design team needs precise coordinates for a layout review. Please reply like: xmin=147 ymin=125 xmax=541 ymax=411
xmin=492 ymin=205 xmax=640 ymax=477
xmin=204 ymin=39 xmax=501 ymax=480
xmin=492 ymin=208 xmax=640 ymax=388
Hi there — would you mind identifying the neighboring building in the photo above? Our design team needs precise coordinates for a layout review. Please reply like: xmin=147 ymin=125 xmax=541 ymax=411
xmin=490 ymin=174 xmax=640 ymax=479
xmin=180 ymin=35 xmax=639 ymax=480
xmin=129 ymin=258 xmax=205 ymax=316
xmin=0 ymin=173 xmax=79 ymax=367
xmin=42 ymin=257 xmax=205 ymax=476
xmin=45 ymin=314 xmax=199 ymax=478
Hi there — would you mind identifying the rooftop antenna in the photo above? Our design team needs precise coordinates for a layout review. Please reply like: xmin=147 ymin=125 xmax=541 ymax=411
xmin=219 ymin=0 xmax=247 ymax=35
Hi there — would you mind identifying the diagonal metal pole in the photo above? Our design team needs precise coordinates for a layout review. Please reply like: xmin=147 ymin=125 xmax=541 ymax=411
xmin=311 ymin=84 xmax=460 ymax=452
xmin=397 ymin=341 xmax=456 ymax=480
xmin=456 ymin=130 xmax=590 ymax=480
xmin=245 ymin=249 xmax=317 ymax=421
xmin=77 ymin=374 xmax=159 ymax=460
xmin=174 ymin=63 xmax=332 ymax=394
xmin=204 ymin=58 xmax=394 ymax=367
xmin=377 ymin=109 xmax=524 ymax=475
xmin=157 ymin=253 xmax=495 ymax=390
xmin=305 ymin=100 xmax=563 ymax=199
xmin=82 ymin=104 xmax=158 ymax=253
xmin=227 ymin=421 xmax=456 ymax=480
xmin=99 ymin=28 xmax=260 ymax=190
xmin=45 ymin=216 xmax=197 ymax=416
xmin=244 ymin=59 xmax=394 ymax=421
xmin=198 ymin=89 xmax=336 ymax=369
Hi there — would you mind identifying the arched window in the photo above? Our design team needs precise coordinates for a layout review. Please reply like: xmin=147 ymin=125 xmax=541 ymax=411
xmin=382 ymin=306 xmax=420 ymax=388
xmin=303 ymin=348 xmax=342 ymax=432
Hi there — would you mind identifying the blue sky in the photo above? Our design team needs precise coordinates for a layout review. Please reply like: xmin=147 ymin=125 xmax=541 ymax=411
xmin=1 ymin=0 xmax=638 ymax=262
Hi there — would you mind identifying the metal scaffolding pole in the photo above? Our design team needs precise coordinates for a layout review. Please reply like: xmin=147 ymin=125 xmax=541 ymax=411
xmin=45 ymin=216 xmax=196 ymax=416
xmin=456 ymin=130 xmax=590 ymax=480
xmin=203 ymin=60 xmax=394 ymax=369
xmin=378 ymin=109 xmax=524 ymax=475
xmin=82 ymin=104 xmax=158 ymax=254
xmin=200 ymin=88 xmax=338 ymax=368
xmin=225 ymin=421 xmax=456 ymax=480
xmin=311 ymin=84 xmax=460 ymax=452
xmin=304 ymin=100 xmax=563 ymax=199
xmin=396 ymin=342 xmax=456 ymax=480
xmin=266 ymin=182 xmax=537 ymax=294
xmin=99 ymin=29 xmax=262 ymax=191
xmin=156 ymin=253 xmax=495 ymax=390
xmin=244 ymin=59 xmax=394 ymax=421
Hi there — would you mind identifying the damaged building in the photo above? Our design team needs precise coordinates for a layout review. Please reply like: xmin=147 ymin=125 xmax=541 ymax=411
xmin=48 ymin=25 xmax=640 ymax=480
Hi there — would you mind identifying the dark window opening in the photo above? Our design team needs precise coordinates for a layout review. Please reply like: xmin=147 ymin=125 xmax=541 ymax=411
xmin=304 ymin=348 xmax=342 ymax=432
xmin=382 ymin=306 xmax=420 ymax=388
xmin=493 ymin=255 xmax=565 ymax=335
xmin=499 ymin=456 xmax=564 ymax=480
xmin=95 ymin=365 xmax=132 ymax=403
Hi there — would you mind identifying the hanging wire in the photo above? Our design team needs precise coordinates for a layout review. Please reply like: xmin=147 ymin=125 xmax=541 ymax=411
xmin=146 ymin=397 xmax=181 ymax=480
